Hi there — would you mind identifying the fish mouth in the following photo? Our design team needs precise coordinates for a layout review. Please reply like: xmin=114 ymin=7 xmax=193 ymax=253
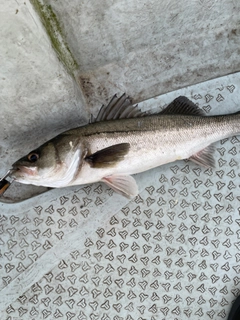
xmin=9 ymin=167 xmax=22 ymax=180
xmin=10 ymin=166 xmax=37 ymax=179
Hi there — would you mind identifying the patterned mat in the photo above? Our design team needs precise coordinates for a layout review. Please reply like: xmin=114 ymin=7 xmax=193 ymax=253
xmin=1 ymin=73 xmax=240 ymax=320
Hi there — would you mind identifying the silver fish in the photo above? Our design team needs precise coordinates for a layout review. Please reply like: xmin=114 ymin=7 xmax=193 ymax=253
xmin=10 ymin=95 xmax=240 ymax=198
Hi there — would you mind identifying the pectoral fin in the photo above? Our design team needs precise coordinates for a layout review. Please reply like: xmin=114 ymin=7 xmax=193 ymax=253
xmin=102 ymin=174 xmax=138 ymax=198
xmin=189 ymin=145 xmax=215 ymax=167
xmin=85 ymin=143 xmax=130 ymax=168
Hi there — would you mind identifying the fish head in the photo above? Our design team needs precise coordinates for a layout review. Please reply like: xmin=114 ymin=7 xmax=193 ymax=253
xmin=11 ymin=142 xmax=57 ymax=184
xmin=10 ymin=135 xmax=84 ymax=188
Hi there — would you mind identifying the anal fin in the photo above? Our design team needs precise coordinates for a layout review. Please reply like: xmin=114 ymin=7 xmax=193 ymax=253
xmin=102 ymin=174 xmax=138 ymax=198
xmin=189 ymin=145 xmax=215 ymax=168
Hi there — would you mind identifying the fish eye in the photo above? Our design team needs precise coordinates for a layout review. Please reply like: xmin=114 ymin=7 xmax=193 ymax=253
xmin=27 ymin=152 xmax=39 ymax=162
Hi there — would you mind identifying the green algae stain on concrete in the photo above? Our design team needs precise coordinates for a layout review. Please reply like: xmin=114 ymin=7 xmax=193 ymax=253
xmin=30 ymin=0 xmax=78 ymax=76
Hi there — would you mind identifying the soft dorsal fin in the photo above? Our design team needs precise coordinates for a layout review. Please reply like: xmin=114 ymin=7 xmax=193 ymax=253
xmin=160 ymin=96 xmax=206 ymax=116
xmin=90 ymin=93 xmax=147 ymax=123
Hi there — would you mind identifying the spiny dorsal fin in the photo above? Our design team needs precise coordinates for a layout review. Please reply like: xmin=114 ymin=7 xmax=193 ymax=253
xmin=90 ymin=93 xmax=147 ymax=123
xmin=85 ymin=143 xmax=130 ymax=168
xmin=160 ymin=96 xmax=206 ymax=116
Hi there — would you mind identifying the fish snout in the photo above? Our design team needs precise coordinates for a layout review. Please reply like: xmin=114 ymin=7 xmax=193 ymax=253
xmin=10 ymin=165 xmax=38 ymax=179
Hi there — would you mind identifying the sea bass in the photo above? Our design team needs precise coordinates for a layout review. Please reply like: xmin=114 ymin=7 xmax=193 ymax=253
xmin=10 ymin=95 xmax=240 ymax=198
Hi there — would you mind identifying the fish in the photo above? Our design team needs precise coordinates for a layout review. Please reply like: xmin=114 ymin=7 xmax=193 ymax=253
xmin=10 ymin=94 xmax=240 ymax=198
